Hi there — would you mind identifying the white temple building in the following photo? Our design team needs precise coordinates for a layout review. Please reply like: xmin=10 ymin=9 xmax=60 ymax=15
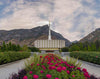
xmin=34 ymin=21 xmax=65 ymax=53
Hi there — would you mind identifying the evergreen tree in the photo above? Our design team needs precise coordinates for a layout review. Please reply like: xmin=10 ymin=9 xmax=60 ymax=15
xmin=2 ymin=41 xmax=6 ymax=51
xmin=8 ymin=42 xmax=12 ymax=51
xmin=16 ymin=44 xmax=21 ymax=51
xmin=88 ymin=45 xmax=91 ymax=51
xmin=91 ymin=43 xmax=96 ymax=51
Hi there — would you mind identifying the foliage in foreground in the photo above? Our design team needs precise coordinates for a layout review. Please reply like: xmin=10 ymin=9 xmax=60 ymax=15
xmin=25 ymin=54 xmax=89 ymax=79
xmin=70 ymin=51 xmax=100 ymax=65
xmin=0 ymin=51 xmax=31 ymax=65
xmin=10 ymin=53 xmax=100 ymax=79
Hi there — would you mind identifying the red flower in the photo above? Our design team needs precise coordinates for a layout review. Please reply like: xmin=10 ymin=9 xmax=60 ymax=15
xmin=45 ymin=56 xmax=48 ymax=58
xmin=66 ymin=70 xmax=70 ymax=74
xmin=52 ymin=66 xmax=56 ymax=69
xmin=70 ymin=66 xmax=74 ymax=68
xmin=46 ymin=74 xmax=52 ymax=78
xmin=40 ymin=56 xmax=42 ymax=58
xmin=49 ymin=66 xmax=52 ymax=70
xmin=31 ymin=63 xmax=34 ymax=66
xmin=82 ymin=68 xmax=87 ymax=72
xmin=29 ymin=71 xmax=33 ymax=74
xmin=49 ymin=63 xmax=53 ymax=65
xmin=55 ymin=64 xmax=58 ymax=67
xmin=84 ymin=72 xmax=90 ymax=78
xmin=77 ymin=67 xmax=81 ymax=70
xmin=66 ymin=64 xmax=70 ymax=67
xmin=62 ymin=67 xmax=66 ymax=70
xmin=23 ymin=76 xmax=28 ymax=79
xmin=57 ymin=67 xmax=62 ymax=72
xmin=55 ymin=78 xmax=59 ymax=79
xmin=33 ymin=75 xmax=39 ymax=79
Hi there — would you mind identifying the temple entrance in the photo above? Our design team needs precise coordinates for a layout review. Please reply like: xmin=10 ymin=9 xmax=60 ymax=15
xmin=46 ymin=50 xmax=54 ymax=53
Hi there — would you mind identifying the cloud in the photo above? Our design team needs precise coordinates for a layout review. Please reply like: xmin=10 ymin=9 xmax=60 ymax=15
xmin=0 ymin=0 xmax=99 ymax=41
xmin=0 ymin=1 xmax=3 ymax=5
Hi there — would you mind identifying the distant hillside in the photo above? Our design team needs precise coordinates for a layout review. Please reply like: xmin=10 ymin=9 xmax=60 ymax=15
xmin=80 ymin=28 xmax=100 ymax=43
xmin=0 ymin=25 xmax=71 ymax=46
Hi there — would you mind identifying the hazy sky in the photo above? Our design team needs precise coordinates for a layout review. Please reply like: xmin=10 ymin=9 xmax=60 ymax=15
xmin=0 ymin=0 xmax=100 ymax=41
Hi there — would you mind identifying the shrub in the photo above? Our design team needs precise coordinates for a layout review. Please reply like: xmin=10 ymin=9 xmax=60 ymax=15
xmin=0 ymin=51 xmax=31 ymax=65
xmin=70 ymin=51 xmax=100 ymax=65
xmin=28 ymin=47 xmax=40 ymax=52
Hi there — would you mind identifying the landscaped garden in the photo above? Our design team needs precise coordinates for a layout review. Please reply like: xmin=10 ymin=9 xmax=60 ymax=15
xmin=70 ymin=51 xmax=100 ymax=65
xmin=9 ymin=53 xmax=100 ymax=79
xmin=0 ymin=51 xmax=31 ymax=65
xmin=0 ymin=42 xmax=31 ymax=65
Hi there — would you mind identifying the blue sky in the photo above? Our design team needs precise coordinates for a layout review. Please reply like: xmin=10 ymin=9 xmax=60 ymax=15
xmin=0 ymin=0 xmax=100 ymax=41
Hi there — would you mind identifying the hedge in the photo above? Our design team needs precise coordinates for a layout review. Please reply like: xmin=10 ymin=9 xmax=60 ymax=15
xmin=70 ymin=51 xmax=100 ymax=65
xmin=0 ymin=51 xmax=31 ymax=65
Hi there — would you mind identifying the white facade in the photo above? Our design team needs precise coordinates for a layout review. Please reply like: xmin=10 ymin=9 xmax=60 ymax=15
xmin=34 ymin=40 xmax=65 ymax=49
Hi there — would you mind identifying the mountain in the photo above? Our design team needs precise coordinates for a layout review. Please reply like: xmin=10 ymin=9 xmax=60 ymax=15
xmin=80 ymin=28 xmax=100 ymax=43
xmin=0 ymin=25 xmax=71 ymax=46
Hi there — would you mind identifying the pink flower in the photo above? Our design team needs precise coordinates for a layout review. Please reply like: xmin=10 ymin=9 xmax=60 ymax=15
xmin=66 ymin=70 xmax=70 ymax=74
xmin=82 ymin=68 xmax=87 ymax=72
xmin=57 ymin=67 xmax=62 ymax=72
xmin=62 ymin=67 xmax=66 ymax=70
xmin=33 ymin=75 xmax=39 ymax=79
xmin=52 ymin=66 xmax=56 ymax=69
xmin=84 ymin=72 xmax=90 ymax=78
xmin=40 ymin=70 xmax=43 ymax=73
xmin=77 ymin=67 xmax=81 ymax=70
xmin=46 ymin=74 xmax=52 ymax=78
xmin=55 ymin=64 xmax=58 ymax=67
xmin=72 ymin=75 xmax=75 ymax=77
xmin=42 ymin=65 xmax=46 ymax=70
xmin=55 ymin=78 xmax=59 ymax=79
xmin=49 ymin=66 xmax=52 ymax=70
xmin=37 ymin=64 xmax=39 ymax=66
xmin=96 ymin=56 xmax=98 ymax=58
xmin=31 ymin=63 xmax=34 ymax=66
xmin=29 ymin=71 xmax=33 ymax=74
xmin=23 ymin=76 xmax=28 ymax=79
xmin=49 ymin=63 xmax=53 ymax=65
xmin=47 ymin=62 xmax=50 ymax=64
xmin=66 ymin=64 xmax=70 ymax=67
xmin=70 ymin=66 xmax=74 ymax=68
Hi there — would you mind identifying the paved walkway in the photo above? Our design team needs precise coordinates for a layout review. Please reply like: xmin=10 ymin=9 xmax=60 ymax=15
xmin=0 ymin=59 xmax=26 ymax=79
xmin=63 ymin=56 xmax=100 ymax=78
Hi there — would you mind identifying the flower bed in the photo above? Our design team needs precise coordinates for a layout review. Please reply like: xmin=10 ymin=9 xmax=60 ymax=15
xmin=10 ymin=53 xmax=100 ymax=79
xmin=70 ymin=51 xmax=100 ymax=65
xmin=0 ymin=51 xmax=31 ymax=65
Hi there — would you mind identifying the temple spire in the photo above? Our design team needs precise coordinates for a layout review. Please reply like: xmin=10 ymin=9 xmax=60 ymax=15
xmin=48 ymin=21 xmax=51 ymax=40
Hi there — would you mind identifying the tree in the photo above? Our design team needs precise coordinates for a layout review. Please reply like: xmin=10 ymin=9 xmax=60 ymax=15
xmin=21 ymin=45 xmax=29 ymax=51
xmin=69 ymin=45 xmax=80 ymax=52
xmin=8 ymin=42 xmax=12 ymax=51
xmin=61 ymin=47 xmax=69 ymax=52
xmin=16 ymin=44 xmax=21 ymax=51
xmin=91 ymin=43 xmax=96 ymax=51
xmin=88 ymin=45 xmax=91 ymax=51
xmin=2 ymin=41 xmax=6 ymax=51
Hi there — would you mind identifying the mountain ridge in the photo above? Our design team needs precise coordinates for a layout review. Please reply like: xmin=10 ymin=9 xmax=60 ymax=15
xmin=0 ymin=25 xmax=71 ymax=46
xmin=80 ymin=28 xmax=100 ymax=43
